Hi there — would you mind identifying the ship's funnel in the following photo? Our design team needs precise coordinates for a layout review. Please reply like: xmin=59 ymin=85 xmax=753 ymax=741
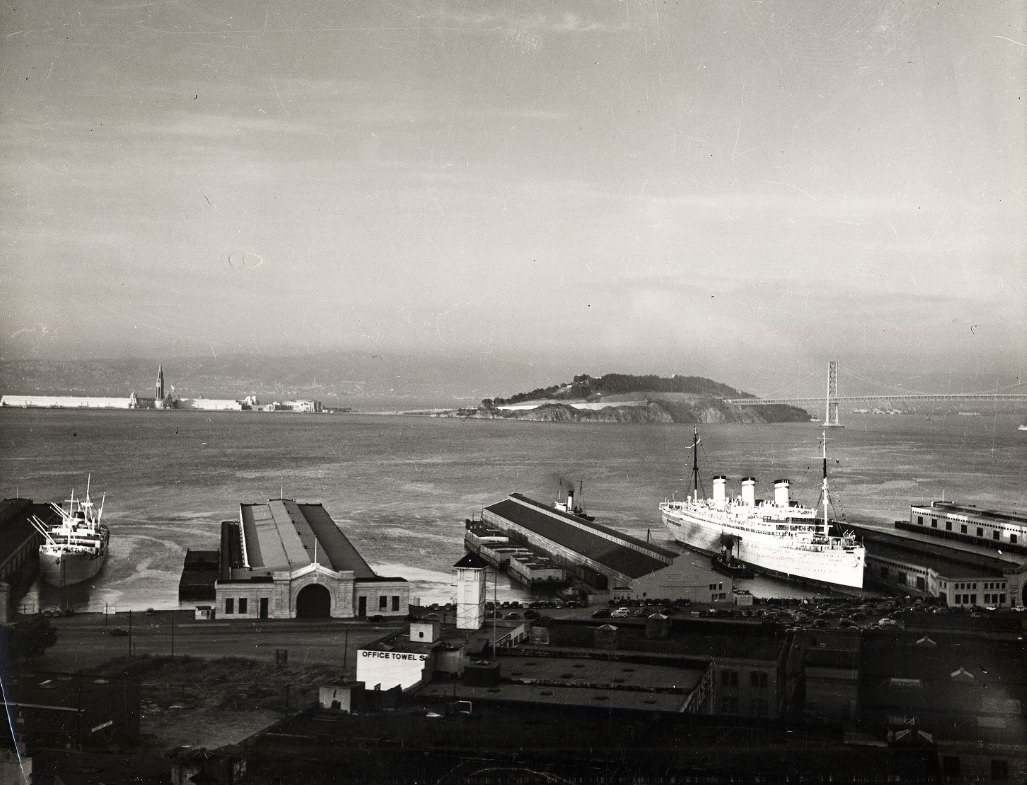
xmin=774 ymin=479 xmax=790 ymax=507
xmin=741 ymin=478 xmax=757 ymax=507
xmin=712 ymin=476 xmax=727 ymax=505
xmin=567 ymin=489 xmax=575 ymax=511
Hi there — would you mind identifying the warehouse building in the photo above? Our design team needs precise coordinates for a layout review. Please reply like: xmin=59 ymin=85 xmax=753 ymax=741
xmin=848 ymin=521 xmax=1027 ymax=608
xmin=215 ymin=498 xmax=409 ymax=620
xmin=481 ymin=494 xmax=730 ymax=603
xmin=0 ymin=498 xmax=59 ymax=621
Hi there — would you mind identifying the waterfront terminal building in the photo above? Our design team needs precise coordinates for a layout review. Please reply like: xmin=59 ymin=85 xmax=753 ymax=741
xmin=215 ymin=499 xmax=409 ymax=620
xmin=850 ymin=500 xmax=1027 ymax=609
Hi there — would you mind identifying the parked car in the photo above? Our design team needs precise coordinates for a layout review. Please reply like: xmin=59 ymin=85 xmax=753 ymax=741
xmin=610 ymin=607 xmax=630 ymax=618
xmin=591 ymin=608 xmax=611 ymax=619
xmin=108 ymin=627 xmax=129 ymax=637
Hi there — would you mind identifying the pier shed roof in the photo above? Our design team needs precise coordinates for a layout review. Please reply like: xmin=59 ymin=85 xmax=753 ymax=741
xmin=485 ymin=494 xmax=674 ymax=580
xmin=848 ymin=523 xmax=1020 ymax=579
xmin=238 ymin=499 xmax=377 ymax=577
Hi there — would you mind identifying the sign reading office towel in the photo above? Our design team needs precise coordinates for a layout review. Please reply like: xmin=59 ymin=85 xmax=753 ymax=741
xmin=356 ymin=649 xmax=430 ymax=690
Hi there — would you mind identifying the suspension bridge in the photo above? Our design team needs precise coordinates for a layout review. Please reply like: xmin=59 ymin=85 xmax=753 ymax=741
xmin=724 ymin=361 xmax=1027 ymax=427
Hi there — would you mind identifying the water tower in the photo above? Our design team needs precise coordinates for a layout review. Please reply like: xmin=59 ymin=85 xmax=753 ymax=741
xmin=453 ymin=552 xmax=489 ymax=630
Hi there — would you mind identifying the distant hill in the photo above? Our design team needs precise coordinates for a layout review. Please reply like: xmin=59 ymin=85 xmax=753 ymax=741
xmin=470 ymin=373 xmax=811 ymax=424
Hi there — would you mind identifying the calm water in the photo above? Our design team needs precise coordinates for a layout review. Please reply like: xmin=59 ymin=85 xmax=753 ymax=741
xmin=1 ymin=409 xmax=1024 ymax=612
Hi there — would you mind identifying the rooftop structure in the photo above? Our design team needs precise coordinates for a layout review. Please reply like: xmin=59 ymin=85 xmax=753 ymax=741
xmin=904 ymin=501 xmax=1027 ymax=556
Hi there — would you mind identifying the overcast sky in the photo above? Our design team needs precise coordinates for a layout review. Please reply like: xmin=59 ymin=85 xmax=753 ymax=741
xmin=1 ymin=2 xmax=1024 ymax=394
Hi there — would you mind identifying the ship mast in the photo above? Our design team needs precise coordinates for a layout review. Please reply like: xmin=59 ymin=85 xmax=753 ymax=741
xmin=820 ymin=431 xmax=830 ymax=538
xmin=689 ymin=427 xmax=703 ymax=499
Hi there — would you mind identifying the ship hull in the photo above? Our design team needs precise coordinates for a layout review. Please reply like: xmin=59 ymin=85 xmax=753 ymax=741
xmin=662 ymin=509 xmax=865 ymax=591
xmin=38 ymin=546 xmax=108 ymax=588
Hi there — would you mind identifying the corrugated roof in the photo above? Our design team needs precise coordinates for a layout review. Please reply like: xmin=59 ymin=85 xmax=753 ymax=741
xmin=238 ymin=500 xmax=377 ymax=577
xmin=485 ymin=495 xmax=672 ymax=579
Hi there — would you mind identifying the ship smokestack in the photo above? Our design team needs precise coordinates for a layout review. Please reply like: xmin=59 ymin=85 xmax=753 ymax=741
xmin=774 ymin=479 xmax=790 ymax=507
xmin=741 ymin=477 xmax=757 ymax=507
xmin=712 ymin=476 xmax=727 ymax=505
xmin=567 ymin=489 xmax=574 ymax=511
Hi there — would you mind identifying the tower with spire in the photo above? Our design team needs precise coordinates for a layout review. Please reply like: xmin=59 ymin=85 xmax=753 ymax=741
xmin=155 ymin=364 xmax=165 ymax=402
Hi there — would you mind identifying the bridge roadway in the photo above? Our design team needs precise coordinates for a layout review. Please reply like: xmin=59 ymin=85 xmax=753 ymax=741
xmin=725 ymin=393 xmax=1027 ymax=405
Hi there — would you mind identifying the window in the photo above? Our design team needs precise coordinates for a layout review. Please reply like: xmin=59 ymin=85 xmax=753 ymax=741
xmin=379 ymin=596 xmax=388 ymax=610
xmin=917 ymin=515 xmax=923 ymax=525
xmin=225 ymin=598 xmax=234 ymax=614
xmin=1011 ymin=534 xmax=1018 ymax=544
xmin=946 ymin=521 xmax=952 ymax=531
xmin=993 ymin=531 xmax=1000 ymax=540
xmin=750 ymin=671 xmax=768 ymax=689
xmin=961 ymin=524 xmax=967 ymax=534
xmin=977 ymin=527 xmax=984 ymax=538
xmin=932 ymin=520 xmax=937 ymax=528
xmin=971 ymin=594 xmax=977 ymax=605
xmin=238 ymin=598 xmax=247 ymax=614
xmin=392 ymin=596 xmax=400 ymax=612
xmin=721 ymin=669 xmax=738 ymax=687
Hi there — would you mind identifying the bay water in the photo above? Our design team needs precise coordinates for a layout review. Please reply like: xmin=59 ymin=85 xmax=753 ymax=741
xmin=1 ymin=409 xmax=1024 ymax=613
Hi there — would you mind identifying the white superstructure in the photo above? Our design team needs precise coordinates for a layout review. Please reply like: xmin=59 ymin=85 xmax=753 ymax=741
xmin=30 ymin=479 xmax=110 ymax=588
xmin=659 ymin=430 xmax=865 ymax=591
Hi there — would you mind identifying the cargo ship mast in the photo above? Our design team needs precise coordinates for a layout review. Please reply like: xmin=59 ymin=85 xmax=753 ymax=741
xmin=820 ymin=432 xmax=830 ymax=537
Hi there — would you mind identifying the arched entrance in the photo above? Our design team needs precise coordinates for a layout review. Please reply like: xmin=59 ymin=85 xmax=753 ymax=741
xmin=296 ymin=584 xmax=331 ymax=618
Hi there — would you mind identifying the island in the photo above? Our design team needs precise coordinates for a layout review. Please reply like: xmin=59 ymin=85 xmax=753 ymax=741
xmin=434 ymin=373 xmax=811 ymax=424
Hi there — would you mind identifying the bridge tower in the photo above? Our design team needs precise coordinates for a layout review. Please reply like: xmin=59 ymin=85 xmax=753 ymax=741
xmin=824 ymin=361 xmax=843 ymax=428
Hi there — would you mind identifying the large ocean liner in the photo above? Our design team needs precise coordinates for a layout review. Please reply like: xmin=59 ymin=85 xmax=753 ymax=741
xmin=30 ymin=479 xmax=110 ymax=588
xmin=660 ymin=430 xmax=865 ymax=591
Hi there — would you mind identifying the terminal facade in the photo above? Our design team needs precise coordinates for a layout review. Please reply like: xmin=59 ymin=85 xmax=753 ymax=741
xmin=214 ymin=499 xmax=409 ymax=620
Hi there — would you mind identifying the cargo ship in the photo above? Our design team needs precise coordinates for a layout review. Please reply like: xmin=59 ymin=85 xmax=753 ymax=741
xmin=30 ymin=479 xmax=110 ymax=588
xmin=659 ymin=429 xmax=865 ymax=591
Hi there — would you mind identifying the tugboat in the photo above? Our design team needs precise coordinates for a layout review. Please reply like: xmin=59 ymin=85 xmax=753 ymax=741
xmin=554 ymin=480 xmax=594 ymax=521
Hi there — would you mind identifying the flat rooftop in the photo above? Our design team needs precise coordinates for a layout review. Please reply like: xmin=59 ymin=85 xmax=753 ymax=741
xmin=237 ymin=499 xmax=377 ymax=577
xmin=485 ymin=494 xmax=675 ymax=579
xmin=914 ymin=501 xmax=1027 ymax=527
xmin=418 ymin=654 xmax=703 ymax=713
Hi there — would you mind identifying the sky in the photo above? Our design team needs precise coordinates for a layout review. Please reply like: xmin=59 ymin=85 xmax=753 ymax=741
xmin=1 ymin=1 xmax=1025 ymax=395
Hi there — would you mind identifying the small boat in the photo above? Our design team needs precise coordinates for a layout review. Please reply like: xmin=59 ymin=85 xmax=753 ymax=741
xmin=712 ymin=550 xmax=755 ymax=578
xmin=554 ymin=480 xmax=595 ymax=521
xmin=30 ymin=478 xmax=110 ymax=588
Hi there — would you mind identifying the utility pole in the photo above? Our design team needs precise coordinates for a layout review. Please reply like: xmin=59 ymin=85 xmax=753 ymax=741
xmin=170 ymin=614 xmax=175 ymax=659
xmin=128 ymin=610 xmax=133 ymax=656
xmin=342 ymin=626 xmax=350 ymax=674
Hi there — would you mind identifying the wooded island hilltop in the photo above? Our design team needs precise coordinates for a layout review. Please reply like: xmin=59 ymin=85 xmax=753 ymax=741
xmin=446 ymin=373 xmax=812 ymax=424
